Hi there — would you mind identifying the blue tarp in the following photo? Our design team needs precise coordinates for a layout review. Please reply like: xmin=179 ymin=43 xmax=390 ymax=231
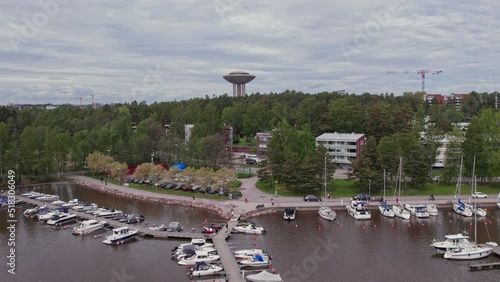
xmin=172 ymin=163 xmax=186 ymax=170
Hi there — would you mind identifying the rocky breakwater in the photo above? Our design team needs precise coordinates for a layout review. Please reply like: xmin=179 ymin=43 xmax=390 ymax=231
xmin=239 ymin=207 xmax=277 ymax=220
xmin=72 ymin=180 xmax=231 ymax=219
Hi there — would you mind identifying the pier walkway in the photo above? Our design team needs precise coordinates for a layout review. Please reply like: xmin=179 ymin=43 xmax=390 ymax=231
xmin=212 ymin=214 xmax=244 ymax=282
xmin=17 ymin=196 xmax=214 ymax=240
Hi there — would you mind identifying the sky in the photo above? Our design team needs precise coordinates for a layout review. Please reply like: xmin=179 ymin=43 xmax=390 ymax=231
xmin=1 ymin=0 xmax=498 ymax=105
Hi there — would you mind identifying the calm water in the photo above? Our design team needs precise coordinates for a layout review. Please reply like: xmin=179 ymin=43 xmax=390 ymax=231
xmin=1 ymin=184 xmax=499 ymax=282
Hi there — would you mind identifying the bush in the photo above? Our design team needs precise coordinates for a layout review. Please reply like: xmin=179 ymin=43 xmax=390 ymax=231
xmin=237 ymin=173 xmax=252 ymax=178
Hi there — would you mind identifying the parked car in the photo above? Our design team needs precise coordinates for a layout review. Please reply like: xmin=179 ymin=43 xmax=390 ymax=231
xmin=353 ymin=194 xmax=370 ymax=201
xmin=472 ymin=192 xmax=488 ymax=198
xmin=303 ymin=195 xmax=321 ymax=202
xmin=173 ymin=184 xmax=183 ymax=190
xmin=245 ymin=158 xmax=257 ymax=165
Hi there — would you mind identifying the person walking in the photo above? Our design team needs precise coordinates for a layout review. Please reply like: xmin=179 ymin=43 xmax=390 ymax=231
xmin=271 ymin=198 xmax=274 ymax=206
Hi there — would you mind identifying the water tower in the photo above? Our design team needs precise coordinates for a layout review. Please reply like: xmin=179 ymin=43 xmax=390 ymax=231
xmin=223 ymin=71 xmax=256 ymax=97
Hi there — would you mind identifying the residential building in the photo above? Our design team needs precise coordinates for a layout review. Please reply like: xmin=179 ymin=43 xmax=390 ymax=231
xmin=222 ymin=126 xmax=233 ymax=147
xmin=256 ymin=132 xmax=272 ymax=157
xmin=450 ymin=93 xmax=468 ymax=111
xmin=423 ymin=94 xmax=446 ymax=104
xmin=422 ymin=93 xmax=469 ymax=110
xmin=315 ymin=132 xmax=366 ymax=166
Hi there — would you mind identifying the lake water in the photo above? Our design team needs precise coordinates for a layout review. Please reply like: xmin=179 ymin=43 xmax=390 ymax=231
xmin=1 ymin=183 xmax=499 ymax=282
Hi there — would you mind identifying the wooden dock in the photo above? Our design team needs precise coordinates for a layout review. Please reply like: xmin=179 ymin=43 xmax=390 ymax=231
xmin=212 ymin=216 xmax=245 ymax=282
xmin=17 ymin=196 xmax=214 ymax=240
xmin=470 ymin=262 xmax=500 ymax=271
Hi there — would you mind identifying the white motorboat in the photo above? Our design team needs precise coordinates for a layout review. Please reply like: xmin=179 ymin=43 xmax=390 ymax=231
xmin=47 ymin=213 xmax=77 ymax=225
xmin=35 ymin=194 xmax=60 ymax=202
xmin=73 ymin=219 xmax=106 ymax=235
xmin=88 ymin=208 xmax=109 ymax=215
xmin=95 ymin=209 xmax=123 ymax=218
xmin=318 ymin=206 xmax=336 ymax=221
xmin=283 ymin=208 xmax=297 ymax=220
xmin=346 ymin=200 xmax=371 ymax=220
xmin=239 ymin=254 xmax=271 ymax=267
xmin=444 ymin=244 xmax=493 ymax=260
xmin=166 ymin=222 xmax=182 ymax=232
xmin=187 ymin=261 xmax=224 ymax=277
xmin=173 ymin=245 xmax=217 ymax=261
xmin=405 ymin=204 xmax=429 ymax=218
xmin=50 ymin=200 xmax=66 ymax=206
xmin=453 ymin=200 xmax=473 ymax=217
xmin=23 ymin=206 xmax=46 ymax=217
xmin=431 ymin=233 xmax=473 ymax=254
xmin=234 ymin=249 xmax=270 ymax=260
xmin=62 ymin=199 xmax=81 ymax=208
xmin=21 ymin=191 xmax=44 ymax=199
xmin=149 ymin=224 xmax=167 ymax=231
xmin=37 ymin=210 xmax=64 ymax=221
xmin=379 ymin=202 xmax=395 ymax=218
xmin=72 ymin=203 xmax=98 ymax=212
xmin=102 ymin=226 xmax=139 ymax=245
xmin=177 ymin=251 xmax=220 ymax=266
xmin=172 ymin=239 xmax=214 ymax=253
xmin=233 ymin=224 xmax=266 ymax=234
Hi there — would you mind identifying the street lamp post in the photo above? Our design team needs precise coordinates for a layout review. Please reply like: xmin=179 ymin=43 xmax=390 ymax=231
xmin=369 ymin=179 xmax=372 ymax=199
xmin=155 ymin=173 xmax=159 ymax=193
xmin=275 ymin=180 xmax=278 ymax=197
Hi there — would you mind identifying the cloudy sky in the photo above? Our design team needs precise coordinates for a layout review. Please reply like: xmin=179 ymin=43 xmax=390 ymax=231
xmin=1 ymin=0 xmax=498 ymax=105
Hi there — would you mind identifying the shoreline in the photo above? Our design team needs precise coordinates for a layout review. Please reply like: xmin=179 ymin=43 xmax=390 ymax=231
xmin=68 ymin=178 xmax=233 ymax=220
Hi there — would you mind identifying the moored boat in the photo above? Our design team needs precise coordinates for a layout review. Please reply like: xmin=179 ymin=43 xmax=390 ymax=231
xmin=73 ymin=219 xmax=106 ymax=235
xmin=47 ymin=213 xmax=77 ymax=225
xmin=233 ymin=224 xmax=266 ymax=235
xmin=187 ymin=261 xmax=224 ymax=277
xmin=35 ymin=194 xmax=60 ymax=202
xmin=426 ymin=204 xmax=438 ymax=216
xmin=346 ymin=200 xmax=371 ymax=220
xmin=405 ymin=204 xmax=429 ymax=218
xmin=72 ymin=202 xmax=98 ymax=212
xmin=239 ymin=254 xmax=271 ymax=267
xmin=283 ymin=208 xmax=297 ymax=220
xmin=318 ymin=206 xmax=336 ymax=221
xmin=61 ymin=199 xmax=80 ymax=208
xmin=431 ymin=233 xmax=472 ymax=254
xmin=149 ymin=224 xmax=167 ymax=231
xmin=453 ymin=199 xmax=472 ymax=217
xmin=102 ymin=226 xmax=139 ymax=245
xmin=379 ymin=201 xmax=395 ymax=218
xmin=177 ymin=251 xmax=220 ymax=266
xmin=50 ymin=200 xmax=66 ymax=206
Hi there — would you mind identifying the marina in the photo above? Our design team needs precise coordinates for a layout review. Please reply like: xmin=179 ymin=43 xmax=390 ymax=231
xmin=1 ymin=182 xmax=500 ymax=281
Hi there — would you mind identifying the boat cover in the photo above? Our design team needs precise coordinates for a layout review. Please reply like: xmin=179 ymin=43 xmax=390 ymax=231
xmin=246 ymin=270 xmax=282 ymax=282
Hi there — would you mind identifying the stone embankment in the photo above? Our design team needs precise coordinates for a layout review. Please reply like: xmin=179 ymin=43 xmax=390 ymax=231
xmin=72 ymin=179 xmax=232 ymax=220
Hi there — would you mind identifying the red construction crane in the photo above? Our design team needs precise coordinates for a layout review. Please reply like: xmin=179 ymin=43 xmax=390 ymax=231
xmin=383 ymin=70 xmax=443 ymax=92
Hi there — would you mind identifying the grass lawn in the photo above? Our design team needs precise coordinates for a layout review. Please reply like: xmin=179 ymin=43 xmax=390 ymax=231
xmin=256 ymin=178 xmax=500 ymax=198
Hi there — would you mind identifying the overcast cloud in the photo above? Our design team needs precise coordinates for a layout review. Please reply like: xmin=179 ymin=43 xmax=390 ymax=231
xmin=1 ymin=0 xmax=498 ymax=104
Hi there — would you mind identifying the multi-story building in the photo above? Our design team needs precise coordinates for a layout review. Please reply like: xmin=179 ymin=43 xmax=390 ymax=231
xmin=256 ymin=132 xmax=272 ymax=157
xmin=315 ymin=132 xmax=366 ymax=166
xmin=423 ymin=94 xmax=446 ymax=104
xmin=222 ymin=126 xmax=233 ymax=148
xmin=450 ymin=93 xmax=468 ymax=111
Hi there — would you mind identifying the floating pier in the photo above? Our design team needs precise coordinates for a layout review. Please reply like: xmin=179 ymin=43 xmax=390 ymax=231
xmin=212 ymin=216 xmax=245 ymax=282
xmin=469 ymin=262 xmax=500 ymax=271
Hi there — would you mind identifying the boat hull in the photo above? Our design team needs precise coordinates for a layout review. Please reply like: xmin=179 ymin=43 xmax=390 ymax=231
xmin=444 ymin=247 xmax=492 ymax=260
xmin=379 ymin=205 xmax=395 ymax=218
xmin=102 ymin=231 xmax=138 ymax=245
xmin=346 ymin=206 xmax=371 ymax=220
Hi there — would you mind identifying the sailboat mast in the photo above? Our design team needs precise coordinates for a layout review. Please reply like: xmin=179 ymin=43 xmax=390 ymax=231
xmin=473 ymin=156 xmax=477 ymax=243
xmin=324 ymin=155 xmax=327 ymax=199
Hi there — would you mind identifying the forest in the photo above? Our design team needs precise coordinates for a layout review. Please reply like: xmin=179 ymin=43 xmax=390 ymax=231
xmin=0 ymin=90 xmax=499 ymax=194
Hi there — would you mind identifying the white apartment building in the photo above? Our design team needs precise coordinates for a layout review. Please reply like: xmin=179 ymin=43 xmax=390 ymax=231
xmin=315 ymin=132 xmax=366 ymax=166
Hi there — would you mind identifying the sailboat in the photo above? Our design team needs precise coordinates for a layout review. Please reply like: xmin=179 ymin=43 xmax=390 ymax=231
xmin=319 ymin=155 xmax=336 ymax=221
xmin=453 ymin=156 xmax=472 ymax=217
xmin=465 ymin=171 xmax=487 ymax=217
xmin=392 ymin=157 xmax=410 ymax=220
xmin=444 ymin=157 xmax=493 ymax=260
xmin=379 ymin=169 xmax=394 ymax=218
